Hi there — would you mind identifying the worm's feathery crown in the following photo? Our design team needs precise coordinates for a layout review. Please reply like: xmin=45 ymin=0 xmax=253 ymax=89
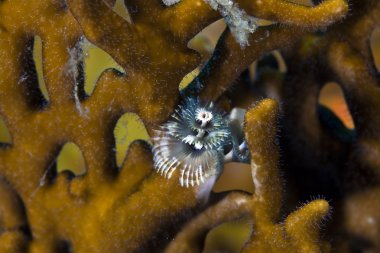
xmin=152 ymin=97 xmax=230 ymax=187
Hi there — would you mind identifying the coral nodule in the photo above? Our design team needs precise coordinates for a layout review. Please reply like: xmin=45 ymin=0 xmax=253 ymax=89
xmin=0 ymin=0 xmax=379 ymax=253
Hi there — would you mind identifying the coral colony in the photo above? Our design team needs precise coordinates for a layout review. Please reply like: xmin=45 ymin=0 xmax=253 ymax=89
xmin=1 ymin=0 xmax=379 ymax=252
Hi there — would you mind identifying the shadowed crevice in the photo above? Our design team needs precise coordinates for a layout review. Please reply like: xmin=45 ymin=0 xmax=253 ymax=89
xmin=19 ymin=37 xmax=49 ymax=109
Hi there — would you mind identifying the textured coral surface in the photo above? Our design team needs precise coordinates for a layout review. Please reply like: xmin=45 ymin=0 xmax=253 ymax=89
xmin=0 ymin=0 xmax=378 ymax=252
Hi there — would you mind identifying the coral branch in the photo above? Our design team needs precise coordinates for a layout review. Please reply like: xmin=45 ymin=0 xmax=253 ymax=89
xmin=285 ymin=200 xmax=331 ymax=252
xmin=123 ymin=0 xmax=165 ymax=21
xmin=328 ymin=41 xmax=380 ymax=137
xmin=243 ymin=199 xmax=331 ymax=253
xmin=0 ymin=35 xmax=31 ymax=128
xmin=125 ymin=0 xmax=220 ymax=44
xmin=164 ymin=192 xmax=251 ymax=253
xmin=338 ymin=0 xmax=380 ymax=57
xmin=245 ymin=99 xmax=281 ymax=223
xmin=0 ymin=1 xmax=82 ymax=106
xmin=237 ymin=0 xmax=348 ymax=27
xmin=67 ymin=0 xmax=148 ymax=70
xmin=161 ymin=1 xmax=220 ymax=43
xmin=197 ymin=26 xmax=303 ymax=101
xmin=0 ymin=178 xmax=29 ymax=253
xmin=242 ymin=99 xmax=331 ymax=253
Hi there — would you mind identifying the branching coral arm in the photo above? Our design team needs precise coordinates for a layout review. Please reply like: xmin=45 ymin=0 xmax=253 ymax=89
xmin=242 ymin=99 xmax=332 ymax=252
xmin=0 ymin=1 xmax=82 ymax=106
xmin=160 ymin=1 xmax=220 ymax=44
xmin=244 ymin=99 xmax=282 ymax=224
xmin=0 ymin=178 xmax=29 ymax=253
xmin=102 ymin=151 xmax=199 ymax=251
xmin=337 ymin=0 xmax=380 ymax=66
xmin=67 ymin=0 xmax=149 ymax=71
xmin=0 ymin=35 xmax=31 ymax=127
xmin=125 ymin=0 xmax=220 ymax=44
xmin=285 ymin=200 xmax=331 ymax=253
xmin=328 ymin=41 xmax=380 ymax=138
xmin=195 ymin=26 xmax=304 ymax=101
xmin=123 ymin=0 xmax=165 ymax=22
xmin=237 ymin=0 xmax=348 ymax=27
xmin=164 ymin=192 xmax=251 ymax=253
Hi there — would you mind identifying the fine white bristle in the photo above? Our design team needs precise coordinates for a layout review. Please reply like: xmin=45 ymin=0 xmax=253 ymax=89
xmin=180 ymin=168 xmax=185 ymax=187
xmin=185 ymin=166 xmax=190 ymax=188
